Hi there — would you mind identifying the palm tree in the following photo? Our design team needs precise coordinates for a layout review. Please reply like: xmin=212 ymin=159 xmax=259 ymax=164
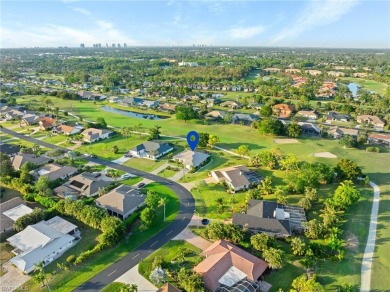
xmin=158 ymin=197 xmax=167 ymax=221
xmin=34 ymin=261 xmax=52 ymax=291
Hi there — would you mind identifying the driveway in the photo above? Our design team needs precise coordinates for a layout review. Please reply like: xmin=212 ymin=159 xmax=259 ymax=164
xmin=114 ymin=264 xmax=157 ymax=292
xmin=0 ymin=262 xmax=30 ymax=291
xmin=173 ymin=227 xmax=212 ymax=251
xmin=112 ymin=156 xmax=131 ymax=165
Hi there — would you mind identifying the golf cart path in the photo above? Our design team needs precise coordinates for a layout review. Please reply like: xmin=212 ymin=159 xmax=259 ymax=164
xmin=360 ymin=181 xmax=380 ymax=292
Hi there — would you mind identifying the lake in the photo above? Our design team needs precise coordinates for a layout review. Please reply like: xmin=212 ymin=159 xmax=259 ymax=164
xmin=245 ymin=68 xmax=261 ymax=80
xmin=348 ymin=82 xmax=359 ymax=97
xmin=101 ymin=106 xmax=169 ymax=120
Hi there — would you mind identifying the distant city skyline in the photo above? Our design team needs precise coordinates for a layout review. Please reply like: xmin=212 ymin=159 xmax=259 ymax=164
xmin=1 ymin=0 xmax=389 ymax=49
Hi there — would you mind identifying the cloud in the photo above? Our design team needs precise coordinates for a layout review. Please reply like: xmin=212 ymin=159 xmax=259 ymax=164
xmin=228 ymin=26 xmax=265 ymax=39
xmin=70 ymin=7 xmax=91 ymax=16
xmin=0 ymin=23 xmax=138 ymax=48
xmin=271 ymin=0 xmax=358 ymax=44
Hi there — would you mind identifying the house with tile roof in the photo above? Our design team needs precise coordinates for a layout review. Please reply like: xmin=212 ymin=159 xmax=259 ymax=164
xmin=96 ymin=185 xmax=145 ymax=220
xmin=211 ymin=165 xmax=262 ymax=193
xmin=328 ymin=126 xmax=358 ymax=139
xmin=38 ymin=117 xmax=56 ymax=130
xmin=11 ymin=153 xmax=51 ymax=170
xmin=129 ymin=141 xmax=173 ymax=160
xmin=193 ymin=239 xmax=268 ymax=291
xmin=34 ymin=163 xmax=78 ymax=182
xmin=356 ymin=115 xmax=385 ymax=128
xmin=59 ymin=172 xmax=110 ymax=197
xmin=367 ymin=133 xmax=390 ymax=146
xmin=82 ymin=128 xmax=113 ymax=143
xmin=233 ymin=200 xmax=306 ymax=237
xmin=54 ymin=124 xmax=84 ymax=135
xmin=272 ymin=104 xmax=294 ymax=118
xmin=157 ymin=283 xmax=182 ymax=292
xmin=173 ymin=150 xmax=210 ymax=170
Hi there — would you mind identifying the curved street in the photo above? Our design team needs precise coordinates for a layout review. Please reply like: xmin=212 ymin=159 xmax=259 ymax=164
xmin=0 ymin=127 xmax=195 ymax=292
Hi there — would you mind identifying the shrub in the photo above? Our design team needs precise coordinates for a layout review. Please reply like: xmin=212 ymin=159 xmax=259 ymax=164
xmin=366 ymin=147 xmax=380 ymax=153
xmin=66 ymin=255 xmax=76 ymax=264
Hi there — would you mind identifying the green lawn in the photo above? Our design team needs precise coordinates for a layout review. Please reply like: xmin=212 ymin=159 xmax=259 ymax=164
xmin=121 ymin=176 xmax=143 ymax=186
xmin=193 ymin=183 xmax=247 ymax=219
xmin=23 ymin=183 xmax=180 ymax=292
xmin=158 ymin=167 xmax=178 ymax=178
xmin=42 ymin=134 xmax=69 ymax=144
xmin=340 ymin=77 xmax=388 ymax=95
xmin=124 ymin=158 xmax=166 ymax=173
xmin=100 ymin=282 xmax=130 ymax=292
xmin=0 ymin=243 xmax=14 ymax=276
xmin=138 ymin=240 xmax=203 ymax=287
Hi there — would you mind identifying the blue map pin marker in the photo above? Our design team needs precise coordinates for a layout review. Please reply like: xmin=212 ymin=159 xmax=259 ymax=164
xmin=186 ymin=131 xmax=199 ymax=151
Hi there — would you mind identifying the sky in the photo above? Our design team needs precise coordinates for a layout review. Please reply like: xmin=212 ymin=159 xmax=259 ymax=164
xmin=0 ymin=0 xmax=389 ymax=49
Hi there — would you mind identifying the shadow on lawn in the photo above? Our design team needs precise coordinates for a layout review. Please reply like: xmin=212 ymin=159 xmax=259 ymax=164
xmin=220 ymin=142 xmax=264 ymax=151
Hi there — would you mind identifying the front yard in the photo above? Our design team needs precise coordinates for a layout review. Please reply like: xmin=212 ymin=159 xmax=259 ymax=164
xmin=138 ymin=240 xmax=203 ymax=287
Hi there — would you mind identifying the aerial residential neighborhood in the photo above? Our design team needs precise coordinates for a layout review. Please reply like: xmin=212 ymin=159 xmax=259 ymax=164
xmin=0 ymin=1 xmax=389 ymax=292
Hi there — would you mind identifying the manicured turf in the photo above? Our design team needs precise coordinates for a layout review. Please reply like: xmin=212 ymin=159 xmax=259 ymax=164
xmin=121 ymin=176 xmax=143 ymax=186
xmin=138 ymin=240 xmax=203 ymax=286
xmin=340 ymin=77 xmax=388 ymax=95
xmin=158 ymin=167 xmax=178 ymax=178
xmin=23 ymin=183 xmax=180 ymax=292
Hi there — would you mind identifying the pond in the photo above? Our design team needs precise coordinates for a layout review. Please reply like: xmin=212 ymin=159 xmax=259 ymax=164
xmin=245 ymin=68 xmax=261 ymax=80
xmin=101 ymin=106 xmax=169 ymax=120
xmin=348 ymin=82 xmax=359 ymax=97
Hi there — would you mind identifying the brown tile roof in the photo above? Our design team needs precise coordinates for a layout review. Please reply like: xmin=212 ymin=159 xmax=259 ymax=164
xmin=39 ymin=117 xmax=55 ymax=129
xmin=157 ymin=283 xmax=182 ymax=292
xmin=194 ymin=239 xmax=268 ymax=291
xmin=56 ymin=124 xmax=75 ymax=134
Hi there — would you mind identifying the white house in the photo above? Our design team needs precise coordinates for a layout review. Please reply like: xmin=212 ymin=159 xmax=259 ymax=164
xmin=173 ymin=150 xmax=210 ymax=170
xmin=7 ymin=216 xmax=79 ymax=273
xmin=82 ymin=128 xmax=112 ymax=143
xmin=129 ymin=141 xmax=173 ymax=160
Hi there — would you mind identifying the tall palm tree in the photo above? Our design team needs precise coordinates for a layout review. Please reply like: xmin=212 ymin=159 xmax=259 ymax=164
xmin=158 ymin=197 xmax=167 ymax=222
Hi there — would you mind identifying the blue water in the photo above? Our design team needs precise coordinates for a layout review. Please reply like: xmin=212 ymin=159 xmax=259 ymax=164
xmin=101 ymin=106 xmax=169 ymax=120
xmin=348 ymin=83 xmax=359 ymax=97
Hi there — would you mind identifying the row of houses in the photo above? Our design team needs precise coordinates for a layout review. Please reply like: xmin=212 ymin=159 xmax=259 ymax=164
xmin=0 ymin=197 xmax=79 ymax=274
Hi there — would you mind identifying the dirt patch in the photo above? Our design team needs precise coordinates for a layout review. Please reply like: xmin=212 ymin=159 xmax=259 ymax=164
xmin=273 ymin=138 xmax=299 ymax=144
xmin=314 ymin=152 xmax=337 ymax=158
xmin=345 ymin=232 xmax=359 ymax=252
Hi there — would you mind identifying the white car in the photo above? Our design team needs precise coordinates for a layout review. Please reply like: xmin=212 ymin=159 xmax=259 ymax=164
xmin=121 ymin=173 xmax=132 ymax=179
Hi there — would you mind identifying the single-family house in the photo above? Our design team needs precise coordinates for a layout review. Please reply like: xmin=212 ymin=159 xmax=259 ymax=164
xmin=54 ymin=124 xmax=84 ymax=135
xmin=326 ymin=111 xmax=350 ymax=122
xmin=272 ymin=104 xmax=294 ymax=118
xmin=220 ymin=101 xmax=242 ymax=109
xmin=305 ymin=69 xmax=322 ymax=76
xmin=11 ymin=153 xmax=51 ymax=170
xmin=233 ymin=200 xmax=306 ymax=237
xmin=263 ymin=68 xmax=281 ymax=74
xmin=77 ymin=91 xmax=95 ymax=99
xmin=121 ymin=97 xmax=143 ymax=107
xmin=1 ymin=198 xmax=33 ymax=234
xmin=38 ymin=117 xmax=56 ymax=130
xmin=5 ymin=109 xmax=24 ymax=121
xmin=34 ymin=163 xmax=78 ymax=182
xmin=108 ymin=96 xmax=122 ymax=103
xmin=328 ymin=126 xmax=358 ymax=139
xmin=298 ymin=122 xmax=321 ymax=137
xmin=141 ymin=100 xmax=159 ymax=108
xmin=61 ymin=172 xmax=111 ymax=197
xmin=193 ymin=239 xmax=268 ymax=291
xmin=0 ymin=143 xmax=20 ymax=156
xmin=211 ymin=165 xmax=262 ymax=193
xmin=231 ymin=113 xmax=259 ymax=125
xmin=129 ymin=141 xmax=173 ymax=160
xmin=96 ymin=185 xmax=146 ymax=220
xmin=21 ymin=114 xmax=40 ymax=126
xmin=356 ymin=115 xmax=385 ymax=128
xmin=367 ymin=133 xmax=390 ymax=146
xmin=7 ymin=216 xmax=79 ymax=273
xmin=158 ymin=103 xmax=176 ymax=113
xmin=82 ymin=128 xmax=113 ymax=143
xmin=327 ymin=71 xmax=345 ymax=77
xmin=157 ymin=283 xmax=182 ymax=292
xmin=295 ymin=110 xmax=318 ymax=120
xmin=204 ymin=110 xmax=226 ymax=120
xmin=173 ymin=150 xmax=210 ymax=170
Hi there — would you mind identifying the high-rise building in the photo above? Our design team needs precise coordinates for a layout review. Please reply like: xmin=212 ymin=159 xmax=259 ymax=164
xmin=124 ymin=43 xmax=127 ymax=48
xmin=80 ymin=43 xmax=85 ymax=48
xmin=106 ymin=43 xmax=109 ymax=48
xmin=117 ymin=43 xmax=121 ymax=48
xmin=112 ymin=43 xmax=116 ymax=48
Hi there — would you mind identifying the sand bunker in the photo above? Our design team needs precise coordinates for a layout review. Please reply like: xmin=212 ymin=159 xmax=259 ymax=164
xmin=314 ymin=152 xmax=337 ymax=158
xmin=273 ymin=139 xmax=299 ymax=144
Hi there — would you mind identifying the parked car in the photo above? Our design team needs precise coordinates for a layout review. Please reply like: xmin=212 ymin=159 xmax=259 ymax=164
xmin=201 ymin=218 xmax=210 ymax=225
xmin=121 ymin=173 xmax=132 ymax=179
xmin=137 ymin=182 xmax=145 ymax=188
xmin=92 ymin=172 xmax=101 ymax=178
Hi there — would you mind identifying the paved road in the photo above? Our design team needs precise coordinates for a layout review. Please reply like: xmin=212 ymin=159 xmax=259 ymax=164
xmin=0 ymin=127 xmax=195 ymax=292
xmin=360 ymin=182 xmax=381 ymax=292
